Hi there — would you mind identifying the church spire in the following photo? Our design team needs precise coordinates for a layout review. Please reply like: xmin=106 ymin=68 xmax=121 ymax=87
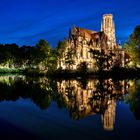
xmin=101 ymin=21 xmax=103 ymax=32
xmin=101 ymin=14 xmax=116 ymax=50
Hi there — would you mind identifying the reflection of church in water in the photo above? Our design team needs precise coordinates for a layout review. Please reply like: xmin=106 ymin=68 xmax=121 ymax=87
xmin=57 ymin=79 xmax=129 ymax=131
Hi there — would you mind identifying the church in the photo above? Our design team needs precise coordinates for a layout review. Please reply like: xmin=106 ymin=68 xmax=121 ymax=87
xmin=57 ymin=14 xmax=128 ymax=71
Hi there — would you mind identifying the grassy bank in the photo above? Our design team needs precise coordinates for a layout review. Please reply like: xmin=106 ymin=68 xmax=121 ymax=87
xmin=0 ymin=68 xmax=24 ymax=74
xmin=1 ymin=67 xmax=140 ymax=79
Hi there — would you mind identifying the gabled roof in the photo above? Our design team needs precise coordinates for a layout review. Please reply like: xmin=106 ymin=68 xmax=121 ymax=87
xmin=71 ymin=27 xmax=97 ymax=39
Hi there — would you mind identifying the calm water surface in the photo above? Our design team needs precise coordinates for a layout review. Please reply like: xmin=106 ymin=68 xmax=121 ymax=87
xmin=0 ymin=76 xmax=140 ymax=140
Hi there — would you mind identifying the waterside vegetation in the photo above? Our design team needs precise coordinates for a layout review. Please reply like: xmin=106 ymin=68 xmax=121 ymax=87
xmin=0 ymin=25 xmax=140 ymax=78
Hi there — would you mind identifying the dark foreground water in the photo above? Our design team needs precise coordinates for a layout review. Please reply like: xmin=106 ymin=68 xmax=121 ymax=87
xmin=0 ymin=76 xmax=140 ymax=140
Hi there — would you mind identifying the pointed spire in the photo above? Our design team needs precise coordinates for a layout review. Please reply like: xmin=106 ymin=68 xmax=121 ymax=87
xmin=101 ymin=21 xmax=103 ymax=32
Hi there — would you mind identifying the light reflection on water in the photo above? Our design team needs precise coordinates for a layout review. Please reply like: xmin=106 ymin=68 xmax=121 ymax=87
xmin=0 ymin=76 xmax=140 ymax=140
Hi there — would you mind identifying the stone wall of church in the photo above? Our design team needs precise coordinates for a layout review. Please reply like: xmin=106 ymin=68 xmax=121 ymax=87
xmin=57 ymin=14 xmax=127 ymax=71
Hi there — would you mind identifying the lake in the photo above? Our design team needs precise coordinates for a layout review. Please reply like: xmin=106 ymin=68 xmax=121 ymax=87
xmin=0 ymin=76 xmax=140 ymax=140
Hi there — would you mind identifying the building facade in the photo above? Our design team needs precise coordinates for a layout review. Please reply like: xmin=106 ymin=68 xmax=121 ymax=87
xmin=57 ymin=14 xmax=127 ymax=71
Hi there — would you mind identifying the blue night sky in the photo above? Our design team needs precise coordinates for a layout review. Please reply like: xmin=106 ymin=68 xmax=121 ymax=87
xmin=0 ymin=0 xmax=140 ymax=48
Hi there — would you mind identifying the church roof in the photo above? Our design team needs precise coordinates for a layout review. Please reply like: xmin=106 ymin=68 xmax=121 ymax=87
xmin=70 ymin=27 xmax=108 ymax=42
xmin=91 ymin=31 xmax=108 ymax=40
xmin=71 ymin=27 xmax=97 ymax=39
xmin=78 ymin=27 xmax=97 ymax=35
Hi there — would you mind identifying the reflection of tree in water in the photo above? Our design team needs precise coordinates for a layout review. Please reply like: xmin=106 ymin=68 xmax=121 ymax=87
xmin=56 ymin=79 xmax=130 ymax=131
xmin=0 ymin=76 xmax=56 ymax=110
xmin=125 ymin=80 xmax=140 ymax=120
xmin=1 ymin=76 xmax=139 ymax=130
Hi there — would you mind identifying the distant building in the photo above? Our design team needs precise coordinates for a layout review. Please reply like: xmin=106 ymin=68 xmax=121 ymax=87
xmin=57 ymin=14 xmax=128 ymax=70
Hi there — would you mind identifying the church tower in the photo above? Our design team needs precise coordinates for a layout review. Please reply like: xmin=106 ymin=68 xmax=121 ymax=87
xmin=101 ymin=14 xmax=116 ymax=50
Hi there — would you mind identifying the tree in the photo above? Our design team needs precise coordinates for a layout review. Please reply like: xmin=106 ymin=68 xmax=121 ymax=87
xmin=125 ymin=80 xmax=140 ymax=120
xmin=56 ymin=40 xmax=67 ymax=55
xmin=89 ymin=49 xmax=112 ymax=71
xmin=65 ymin=48 xmax=75 ymax=70
xmin=56 ymin=40 xmax=67 ymax=68
xmin=124 ymin=25 xmax=140 ymax=67
xmin=35 ymin=39 xmax=52 ymax=71
xmin=44 ymin=49 xmax=57 ymax=72
xmin=0 ymin=39 xmax=56 ymax=72
xmin=77 ymin=61 xmax=88 ymax=74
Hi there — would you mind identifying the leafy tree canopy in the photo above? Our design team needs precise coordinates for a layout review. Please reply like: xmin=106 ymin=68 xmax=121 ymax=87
xmin=124 ymin=25 xmax=140 ymax=67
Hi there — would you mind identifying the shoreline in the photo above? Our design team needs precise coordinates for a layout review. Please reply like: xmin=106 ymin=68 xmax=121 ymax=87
xmin=0 ymin=67 xmax=140 ymax=79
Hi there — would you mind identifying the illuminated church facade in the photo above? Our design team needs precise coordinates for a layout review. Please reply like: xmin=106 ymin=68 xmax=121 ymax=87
xmin=57 ymin=14 xmax=128 ymax=70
